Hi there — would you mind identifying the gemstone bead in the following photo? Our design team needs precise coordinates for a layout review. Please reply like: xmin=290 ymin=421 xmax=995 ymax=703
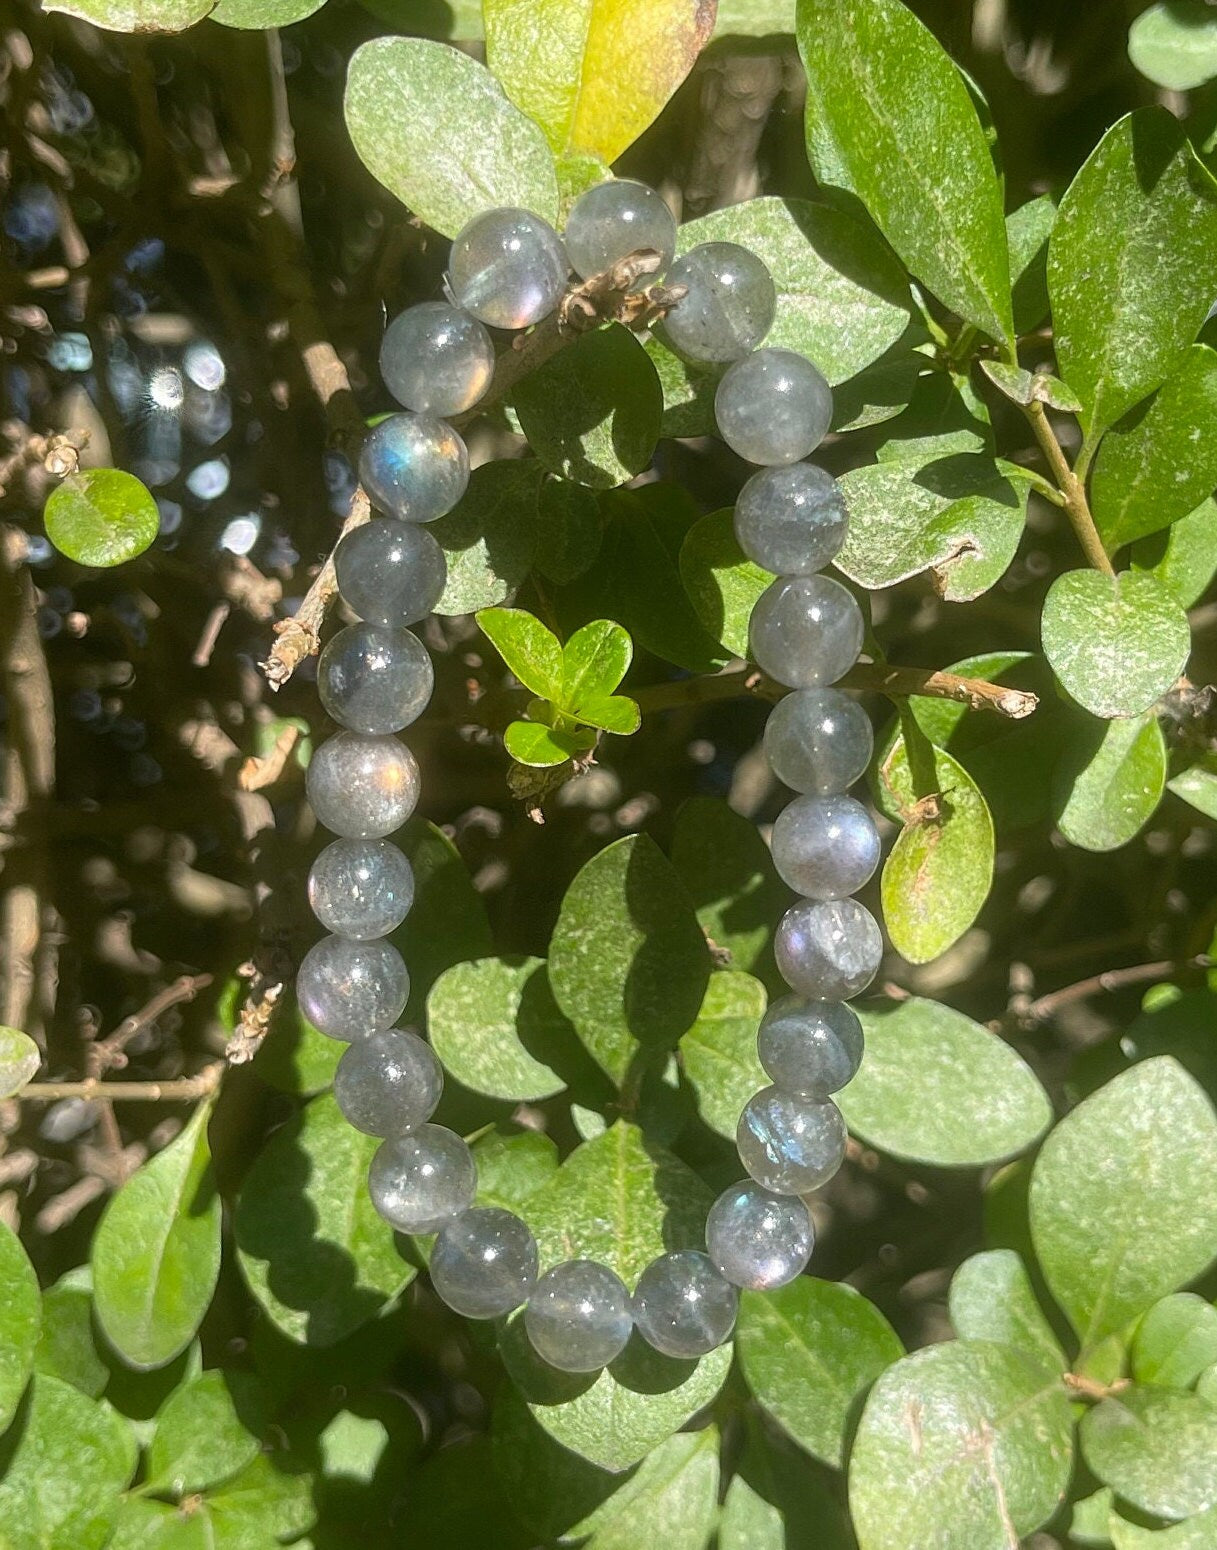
xmin=380 ymin=302 xmax=495 ymax=418
xmin=430 ymin=1207 xmax=538 ymax=1319
xmin=750 ymin=575 xmax=864 ymax=689
xmin=564 ymin=180 xmax=676 ymax=288
xmin=775 ymin=897 xmax=883 ymax=1000
xmin=358 ymin=413 xmax=469 ymax=523
xmin=318 ymin=623 xmax=434 ymax=736
xmin=305 ymin=732 xmax=420 ymax=839
xmin=706 ymin=1180 xmax=814 ymax=1290
xmin=523 ymin=1259 xmax=632 ymax=1373
xmin=333 ymin=1027 xmax=442 ymax=1135
xmin=734 ymin=463 xmax=848 ymax=575
xmin=631 ymin=1250 xmax=738 ymax=1359
xmin=334 ymin=520 xmax=447 ymax=628
xmin=368 ymin=1123 xmax=476 ymax=1234
xmin=716 ymin=349 xmax=833 ymax=466
xmin=763 ymin=688 xmax=874 ymax=795
xmin=770 ymin=793 xmax=881 ymax=900
xmin=757 ymin=995 xmax=864 ymax=1097
xmin=449 ymin=208 xmax=568 ymax=330
xmin=308 ymin=838 xmax=414 ymax=940
xmin=737 ymin=1086 xmax=847 ymax=1195
xmin=661 ymin=242 xmax=776 ymax=363
xmin=296 ymin=934 xmax=409 ymax=1041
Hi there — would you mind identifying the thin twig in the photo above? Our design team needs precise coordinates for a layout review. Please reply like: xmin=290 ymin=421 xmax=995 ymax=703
xmin=88 ymin=972 xmax=214 ymax=1075
xmin=1014 ymin=955 xmax=1208 ymax=1027
xmin=1023 ymin=400 xmax=1115 ymax=576
xmin=21 ymin=1065 xmax=224 ymax=1104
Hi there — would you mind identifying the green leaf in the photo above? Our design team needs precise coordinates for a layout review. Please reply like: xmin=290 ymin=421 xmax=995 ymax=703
xmin=484 ymin=0 xmax=714 ymax=164
xmin=569 ymin=1427 xmax=720 ymax=1550
xmin=670 ymin=797 xmax=788 ymax=980
xmin=504 ymin=719 xmax=595 ymax=766
xmin=1068 ymin=1486 xmax=1118 ymax=1548
xmin=1130 ymin=1 xmax=1217 ymax=89
xmin=92 ymin=1100 xmax=220 ymax=1370
xmin=848 ymin=1341 xmax=1073 ymax=1550
xmin=209 ymin=0 xmax=323 ymax=25
xmin=244 ymin=987 xmax=340 ymax=1099
xmin=1041 ymin=569 xmax=1190 ymax=719
xmin=1132 ymin=497 xmax=1217 ymax=608
xmin=878 ymin=737 xmax=995 ymax=963
xmin=490 ymin=1385 xmax=621 ymax=1540
xmin=797 ymin=0 xmax=1013 ymax=348
xmin=433 ymin=462 xmax=543 ymax=615
xmin=678 ymin=509 xmax=773 ymax=658
xmin=1049 ymin=107 xmax=1217 ymax=435
xmin=107 ymin=1499 xmax=210 ymax=1550
xmin=1169 ymin=755 xmax=1217 ymax=821
xmin=645 ymin=338 xmax=720 ymax=439
xmin=719 ymin=1425 xmax=854 ymax=1550
xmin=679 ymin=971 xmax=767 ymax=1139
xmin=393 ymin=819 xmax=494 ymax=1024
xmin=978 ymin=359 xmax=1082 ymax=413
xmin=1007 ymin=194 xmax=1055 ymax=335
xmin=0 ymin=1376 xmax=136 ymax=1550
xmin=33 ymin=1272 xmax=107 ymax=1399
xmin=42 ymin=0 xmax=210 ymax=33
xmin=1133 ymin=1295 xmax=1217 ymax=1391
xmin=514 ymin=325 xmax=662 ymax=491
xmin=548 ymin=835 xmax=710 ymax=1085
xmin=428 ymin=956 xmax=569 ymax=1102
xmin=473 ymin=1128 xmax=561 ymax=1216
xmin=1111 ymin=1504 xmax=1217 ymax=1550
xmin=1030 ymin=1058 xmax=1217 ymax=1349
xmin=0 ymin=1026 xmax=40 ymax=1099
xmin=675 ymin=196 xmax=914 ymax=385
xmin=0 ymin=1221 xmax=40 ymax=1434
xmin=876 ymin=366 xmax=993 ymax=461
xmin=400 ymin=1432 xmax=533 ymax=1550
xmin=559 ymin=619 xmax=632 ymax=714
xmin=145 ymin=1370 xmax=264 ymax=1497
xmin=344 ymin=38 xmax=558 ymax=239
xmin=572 ymin=692 xmax=639 ymax=736
xmin=1054 ymin=713 xmax=1167 ymax=853
xmin=839 ymin=997 xmax=1051 ymax=1166
xmin=1091 ymin=346 xmax=1217 ymax=549
xmin=534 ymin=477 xmax=604 ymax=584
xmin=201 ymin=1452 xmax=316 ymax=1544
xmin=736 ymin=1278 xmax=903 ymax=1467
xmin=1082 ymin=1385 xmax=1217 ymax=1519
xmin=713 ymin=0 xmax=795 ymax=35
xmin=43 ymin=469 xmax=158 ymax=569
xmin=831 ymin=349 xmax=924 ymax=434
xmin=948 ymin=1250 xmax=1065 ymax=1381
xmin=234 ymin=1092 xmax=414 ymax=1346
xmin=478 ymin=607 xmax=563 ymax=700
xmin=836 ymin=453 xmax=1030 ymax=601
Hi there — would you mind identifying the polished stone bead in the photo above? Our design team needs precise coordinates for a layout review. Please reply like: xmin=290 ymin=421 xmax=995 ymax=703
xmin=706 ymin=1180 xmax=814 ymax=1290
xmin=305 ymin=732 xmax=420 ymax=839
xmin=750 ymin=575 xmax=864 ymax=689
xmin=716 ymin=349 xmax=833 ymax=466
xmin=333 ymin=1027 xmax=442 ymax=1135
xmin=757 ymin=995 xmax=864 ymax=1097
xmin=430 ymin=1206 xmax=538 ymax=1319
xmin=734 ymin=463 xmax=848 ymax=574
xmin=661 ymin=242 xmax=776 ymax=363
xmin=770 ymin=793 xmax=880 ymax=900
xmin=763 ymin=688 xmax=874 ymax=794
xmin=318 ymin=623 xmax=434 ymax=735
xmin=358 ymin=413 xmax=469 ymax=523
xmin=368 ymin=1123 xmax=476 ymax=1234
xmin=631 ymin=1250 xmax=738 ymax=1359
xmin=737 ymin=1085 xmax=847 ymax=1195
xmin=380 ymin=302 xmax=495 ymax=417
xmin=564 ymin=180 xmax=676 ymax=288
xmin=296 ymin=934 xmax=409 ymax=1041
xmin=449 ymin=208 xmax=568 ymax=330
xmin=334 ymin=520 xmax=447 ymax=628
xmin=308 ymin=838 xmax=415 ymax=940
xmin=775 ymin=897 xmax=883 ymax=1001
xmin=524 ymin=1259 xmax=632 ymax=1373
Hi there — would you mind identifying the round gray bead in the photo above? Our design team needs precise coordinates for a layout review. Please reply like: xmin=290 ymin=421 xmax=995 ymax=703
xmin=449 ymin=208 xmax=568 ymax=330
xmin=715 ymin=349 xmax=833 ymax=465
xmin=523 ymin=1259 xmax=632 ymax=1373
xmin=564 ymin=180 xmax=676 ymax=287
xmin=380 ymin=302 xmax=495 ymax=417
xmin=763 ymin=688 xmax=874 ymax=795
xmin=358 ymin=413 xmax=469 ymax=524
xmin=308 ymin=838 xmax=415 ymax=940
xmin=334 ymin=1028 xmax=442 ymax=1135
xmin=757 ymin=995 xmax=864 ymax=1097
xmin=734 ymin=463 xmax=848 ymax=575
xmin=296 ymin=934 xmax=409 ymax=1041
xmin=334 ymin=520 xmax=447 ymax=629
xmin=661 ymin=242 xmax=776 ymax=363
xmin=706 ymin=1180 xmax=814 ymax=1291
xmin=737 ymin=1086 xmax=847 ymax=1195
xmin=305 ymin=732 xmax=420 ymax=839
xmin=368 ymin=1123 xmax=476 ymax=1234
xmin=318 ymin=623 xmax=434 ymax=736
xmin=750 ymin=575 xmax=864 ymax=690
xmin=430 ymin=1206 xmax=538 ymax=1319
xmin=775 ymin=897 xmax=883 ymax=1001
xmin=631 ymin=1250 xmax=738 ymax=1359
xmin=770 ymin=793 xmax=880 ymax=900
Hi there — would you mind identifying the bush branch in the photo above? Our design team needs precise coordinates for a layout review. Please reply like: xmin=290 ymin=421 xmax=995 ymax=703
xmin=1023 ymin=400 xmax=1114 ymax=577
xmin=21 ymin=1065 xmax=224 ymax=1104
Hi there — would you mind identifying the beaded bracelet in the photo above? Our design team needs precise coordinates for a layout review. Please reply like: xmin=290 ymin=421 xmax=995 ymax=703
xmin=294 ymin=179 xmax=883 ymax=1375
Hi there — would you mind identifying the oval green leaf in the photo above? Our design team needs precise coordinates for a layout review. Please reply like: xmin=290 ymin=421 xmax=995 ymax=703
xmin=146 ymin=1369 xmax=264 ymax=1497
xmin=44 ymin=469 xmax=158 ymax=569
xmin=0 ymin=1026 xmax=40 ymax=1099
xmin=1129 ymin=1 xmax=1217 ymax=90
xmin=670 ymin=796 xmax=788 ymax=979
xmin=678 ymin=509 xmax=773 ymax=658
xmin=1081 ymin=1385 xmax=1217 ymax=1519
xmin=948 ymin=1249 xmax=1065 ymax=1380
xmin=1132 ymin=496 xmax=1217 ymax=608
xmin=43 ymin=0 xmax=210 ymax=31
xmin=0 ymin=1221 xmax=40 ymax=1433
xmin=1132 ymin=1294 xmax=1217 ymax=1391
xmin=428 ymin=956 xmax=569 ymax=1101
xmin=433 ymin=462 xmax=544 ymax=615
xmin=678 ymin=971 xmax=767 ymax=1139
xmin=210 ymin=0 xmax=323 ymax=23
xmin=1054 ymin=713 xmax=1167 ymax=853
xmin=33 ymin=1271 xmax=107 ymax=1400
